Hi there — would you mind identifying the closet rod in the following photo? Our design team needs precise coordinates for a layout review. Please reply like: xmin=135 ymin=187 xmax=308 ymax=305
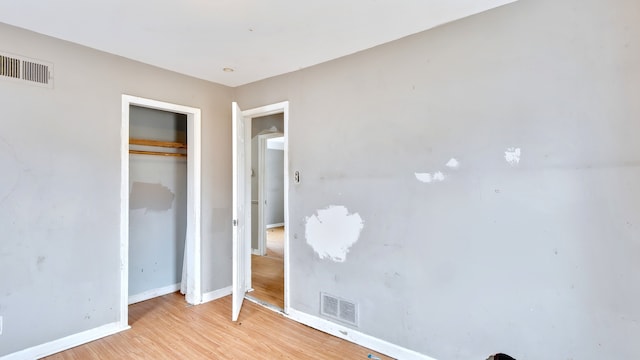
xmin=129 ymin=150 xmax=187 ymax=157
xmin=129 ymin=138 xmax=187 ymax=149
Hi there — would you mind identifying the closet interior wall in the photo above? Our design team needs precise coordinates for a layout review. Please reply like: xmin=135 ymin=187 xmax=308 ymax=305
xmin=128 ymin=105 xmax=188 ymax=300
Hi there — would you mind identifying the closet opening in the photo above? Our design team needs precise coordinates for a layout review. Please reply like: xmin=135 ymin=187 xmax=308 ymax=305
xmin=128 ymin=105 xmax=188 ymax=305
xmin=120 ymin=95 xmax=202 ymax=329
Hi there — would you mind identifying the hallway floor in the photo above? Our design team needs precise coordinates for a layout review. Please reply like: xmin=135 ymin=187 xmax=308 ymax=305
xmin=251 ymin=226 xmax=284 ymax=309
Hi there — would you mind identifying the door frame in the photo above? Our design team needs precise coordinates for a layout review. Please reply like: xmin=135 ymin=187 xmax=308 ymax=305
xmin=257 ymin=132 xmax=284 ymax=256
xmin=120 ymin=95 xmax=202 ymax=328
xmin=234 ymin=100 xmax=290 ymax=316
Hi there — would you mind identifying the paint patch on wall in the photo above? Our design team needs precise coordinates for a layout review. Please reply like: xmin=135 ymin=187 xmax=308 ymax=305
xmin=305 ymin=205 xmax=364 ymax=262
xmin=446 ymin=158 xmax=460 ymax=169
xmin=415 ymin=171 xmax=445 ymax=183
xmin=130 ymin=182 xmax=175 ymax=211
xmin=505 ymin=147 xmax=521 ymax=166
xmin=415 ymin=172 xmax=433 ymax=183
xmin=415 ymin=158 xmax=458 ymax=184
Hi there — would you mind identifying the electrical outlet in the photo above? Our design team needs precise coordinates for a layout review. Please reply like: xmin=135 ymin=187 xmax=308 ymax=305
xmin=0 ymin=315 xmax=3 ymax=335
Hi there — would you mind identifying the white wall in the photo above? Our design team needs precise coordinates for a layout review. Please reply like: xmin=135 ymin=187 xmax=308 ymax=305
xmin=0 ymin=23 xmax=232 ymax=356
xmin=234 ymin=0 xmax=640 ymax=358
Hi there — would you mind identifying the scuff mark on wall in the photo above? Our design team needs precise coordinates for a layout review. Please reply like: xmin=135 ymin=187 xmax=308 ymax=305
xmin=36 ymin=256 xmax=46 ymax=272
xmin=505 ymin=147 xmax=521 ymax=166
xmin=305 ymin=205 xmax=364 ymax=262
xmin=129 ymin=182 xmax=175 ymax=211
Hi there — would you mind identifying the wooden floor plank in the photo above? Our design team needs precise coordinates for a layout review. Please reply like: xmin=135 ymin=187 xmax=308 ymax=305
xmin=44 ymin=293 xmax=392 ymax=359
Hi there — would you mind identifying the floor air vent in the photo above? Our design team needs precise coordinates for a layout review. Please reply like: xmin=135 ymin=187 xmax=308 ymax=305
xmin=0 ymin=52 xmax=53 ymax=88
xmin=320 ymin=292 xmax=358 ymax=326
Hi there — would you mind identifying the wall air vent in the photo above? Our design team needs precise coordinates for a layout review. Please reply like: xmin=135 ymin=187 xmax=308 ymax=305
xmin=0 ymin=54 xmax=20 ymax=79
xmin=0 ymin=52 xmax=53 ymax=88
xmin=320 ymin=292 xmax=358 ymax=326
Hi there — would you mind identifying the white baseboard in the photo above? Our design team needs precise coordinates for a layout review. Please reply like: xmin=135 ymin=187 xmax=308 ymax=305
xmin=251 ymin=249 xmax=262 ymax=256
xmin=286 ymin=309 xmax=436 ymax=360
xmin=128 ymin=283 xmax=181 ymax=305
xmin=201 ymin=286 xmax=232 ymax=304
xmin=266 ymin=223 xmax=284 ymax=229
xmin=2 ymin=322 xmax=129 ymax=360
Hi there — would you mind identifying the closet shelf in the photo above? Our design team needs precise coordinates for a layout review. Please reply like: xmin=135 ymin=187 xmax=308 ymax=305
xmin=129 ymin=138 xmax=187 ymax=149
xmin=129 ymin=149 xmax=187 ymax=157
xmin=129 ymin=138 xmax=187 ymax=157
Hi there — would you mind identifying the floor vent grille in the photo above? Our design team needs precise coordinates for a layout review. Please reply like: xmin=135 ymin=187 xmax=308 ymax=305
xmin=0 ymin=52 xmax=53 ymax=88
xmin=320 ymin=292 xmax=358 ymax=326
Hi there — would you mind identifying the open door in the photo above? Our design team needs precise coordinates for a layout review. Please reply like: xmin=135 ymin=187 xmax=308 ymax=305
xmin=232 ymin=101 xmax=290 ymax=320
xmin=232 ymin=102 xmax=247 ymax=321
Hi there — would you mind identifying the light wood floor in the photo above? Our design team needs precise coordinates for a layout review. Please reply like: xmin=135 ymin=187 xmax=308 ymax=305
xmin=265 ymin=226 xmax=284 ymax=259
xmin=251 ymin=226 xmax=284 ymax=309
xmin=44 ymin=292 xmax=391 ymax=359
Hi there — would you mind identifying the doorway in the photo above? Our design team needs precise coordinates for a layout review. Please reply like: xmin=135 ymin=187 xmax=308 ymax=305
xmin=250 ymin=129 xmax=285 ymax=309
xmin=128 ymin=105 xmax=187 ymax=305
xmin=256 ymin=134 xmax=285 ymax=256
xmin=232 ymin=101 xmax=290 ymax=321
xmin=120 ymin=95 xmax=202 ymax=329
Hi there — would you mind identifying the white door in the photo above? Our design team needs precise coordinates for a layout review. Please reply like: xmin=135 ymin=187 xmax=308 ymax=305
xmin=232 ymin=102 xmax=247 ymax=321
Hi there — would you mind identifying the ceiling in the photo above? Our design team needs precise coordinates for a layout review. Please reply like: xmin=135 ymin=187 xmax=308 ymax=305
xmin=0 ymin=0 xmax=516 ymax=87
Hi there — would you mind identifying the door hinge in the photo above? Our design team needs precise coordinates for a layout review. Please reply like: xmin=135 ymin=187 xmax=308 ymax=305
xmin=233 ymin=219 xmax=238 ymax=226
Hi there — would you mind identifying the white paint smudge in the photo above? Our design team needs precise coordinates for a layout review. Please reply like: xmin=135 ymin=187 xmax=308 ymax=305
xmin=415 ymin=171 xmax=446 ymax=183
xmin=415 ymin=172 xmax=432 ymax=183
xmin=415 ymin=157 xmax=458 ymax=184
xmin=305 ymin=205 xmax=364 ymax=262
xmin=433 ymin=171 xmax=445 ymax=182
xmin=445 ymin=158 xmax=459 ymax=169
xmin=505 ymin=147 xmax=521 ymax=165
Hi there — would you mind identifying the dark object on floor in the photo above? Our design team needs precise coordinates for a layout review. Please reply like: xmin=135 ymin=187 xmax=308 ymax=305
xmin=487 ymin=354 xmax=516 ymax=360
